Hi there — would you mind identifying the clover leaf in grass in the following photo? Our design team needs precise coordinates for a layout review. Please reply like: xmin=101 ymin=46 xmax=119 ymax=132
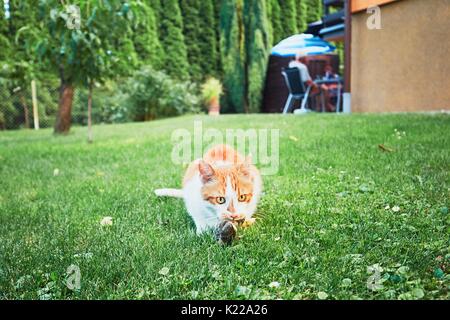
xmin=397 ymin=266 xmax=409 ymax=275
xmin=269 ymin=281 xmax=281 ymax=289
xmin=100 ymin=216 xmax=113 ymax=226
xmin=235 ymin=285 xmax=251 ymax=298
xmin=434 ymin=268 xmax=445 ymax=279
xmin=411 ymin=288 xmax=425 ymax=299
xmin=341 ymin=278 xmax=352 ymax=287
xmin=317 ymin=291 xmax=328 ymax=300
xmin=358 ymin=184 xmax=371 ymax=193
xmin=158 ymin=267 xmax=169 ymax=276
xmin=389 ymin=274 xmax=403 ymax=283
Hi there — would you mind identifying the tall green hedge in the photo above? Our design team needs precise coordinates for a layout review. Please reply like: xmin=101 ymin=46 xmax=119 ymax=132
xmin=296 ymin=0 xmax=309 ymax=34
xmin=306 ymin=0 xmax=323 ymax=23
xmin=220 ymin=0 xmax=245 ymax=113
xmin=159 ymin=0 xmax=189 ymax=79
xmin=132 ymin=2 xmax=163 ymax=69
xmin=179 ymin=0 xmax=202 ymax=80
xmin=198 ymin=0 xmax=219 ymax=78
xmin=278 ymin=0 xmax=298 ymax=39
xmin=245 ymin=0 xmax=270 ymax=113
xmin=269 ymin=0 xmax=283 ymax=44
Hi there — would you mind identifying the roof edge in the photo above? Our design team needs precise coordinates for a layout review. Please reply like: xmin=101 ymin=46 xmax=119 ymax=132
xmin=351 ymin=0 xmax=400 ymax=13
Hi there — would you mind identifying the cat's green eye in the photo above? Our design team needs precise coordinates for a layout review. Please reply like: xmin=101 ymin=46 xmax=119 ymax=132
xmin=216 ymin=197 xmax=226 ymax=204
xmin=238 ymin=194 xmax=247 ymax=202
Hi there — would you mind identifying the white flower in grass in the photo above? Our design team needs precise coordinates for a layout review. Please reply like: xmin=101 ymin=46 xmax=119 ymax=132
xmin=53 ymin=168 xmax=60 ymax=176
xmin=317 ymin=291 xmax=328 ymax=300
xmin=367 ymin=264 xmax=385 ymax=291
xmin=384 ymin=205 xmax=390 ymax=210
xmin=100 ymin=216 xmax=113 ymax=226
xmin=269 ymin=281 xmax=280 ymax=288
xmin=159 ymin=267 xmax=170 ymax=276
xmin=391 ymin=206 xmax=400 ymax=212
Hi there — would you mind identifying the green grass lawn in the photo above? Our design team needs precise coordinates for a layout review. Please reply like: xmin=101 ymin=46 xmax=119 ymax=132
xmin=0 ymin=113 xmax=449 ymax=300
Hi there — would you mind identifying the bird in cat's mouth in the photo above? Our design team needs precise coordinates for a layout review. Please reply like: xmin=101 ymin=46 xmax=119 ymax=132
xmin=155 ymin=144 xmax=262 ymax=243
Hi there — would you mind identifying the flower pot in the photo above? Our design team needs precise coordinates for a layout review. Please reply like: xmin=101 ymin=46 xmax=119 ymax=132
xmin=207 ymin=96 xmax=220 ymax=116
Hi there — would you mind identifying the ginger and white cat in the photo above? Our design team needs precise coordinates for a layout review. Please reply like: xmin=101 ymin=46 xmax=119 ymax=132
xmin=155 ymin=144 xmax=262 ymax=234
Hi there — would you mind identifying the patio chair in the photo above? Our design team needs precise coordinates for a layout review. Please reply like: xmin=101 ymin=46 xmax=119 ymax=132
xmin=281 ymin=67 xmax=312 ymax=114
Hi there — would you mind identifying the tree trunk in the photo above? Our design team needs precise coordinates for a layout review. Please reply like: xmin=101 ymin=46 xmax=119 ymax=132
xmin=87 ymin=81 xmax=93 ymax=143
xmin=54 ymin=81 xmax=74 ymax=134
xmin=19 ymin=92 xmax=30 ymax=129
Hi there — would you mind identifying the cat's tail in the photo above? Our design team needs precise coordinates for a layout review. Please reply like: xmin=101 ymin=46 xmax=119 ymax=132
xmin=154 ymin=188 xmax=184 ymax=198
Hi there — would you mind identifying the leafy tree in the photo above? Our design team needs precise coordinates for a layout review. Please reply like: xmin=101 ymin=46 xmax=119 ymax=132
xmin=278 ymin=0 xmax=298 ymax=39
xmin=23 ymin=1 xmax=141 ymax=135
xmin=219 ymin=0 xmax=245 ymax=113
xmin=244 ymin=0 xmax=270 ymax=113
xmin=159 ymin=0 xmax=189 ymax=79
xmin=0 ymin=1 xmax=43 ymax=129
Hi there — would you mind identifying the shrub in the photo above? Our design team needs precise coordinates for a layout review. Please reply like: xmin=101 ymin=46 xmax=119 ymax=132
xmin=72 ymin=84 xmax=131 ymax=125
xmin=123 ymin=67 xmax=201 ymax=120
xmin=201 ymin=78 xmax=223 ymax=106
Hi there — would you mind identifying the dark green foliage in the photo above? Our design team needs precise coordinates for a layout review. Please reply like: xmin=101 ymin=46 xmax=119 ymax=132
xmin=197 ymin=0 xmax=219 ymax=78
xmin=132 ymin=2 xmax=163 ymax=69
xmin=269 ymin=0 xmax=283 ymax=44
xmin=72 ymin=82 xmax=131 ymax=125
xmin=149 ymin=0 xmax=162 ymax=23
xmin=333 ymin=41 xmax=344 ymax=74
xmin=278 ymin=0 xmax=298 ymax=38
xmin=159 ymin=0 xmax=190 ymax=79
xmin=0 ymin=1 xmax=48 ymax=129
xmin=32 ymin=1 xmax=140 ymax=86
xmin=220 ymin=0 xmax=245 ymax=113
xmin=296 ymin=0 xmax=308 ymax=33
xmin=265 ymin=0 xmax=273 ymax=46
xmin=213 ymin=0 xmax=223 ymax=75
xmin=245 ymin=0 xmax=270 ymax=113
xmin=0 ymin=1 xmax=39 ymax=84
xmin=306 ymin=0 xmax=323 ymax=23
xmin=123 ymin=66 xmax=200 ymax=120
xmin=179 ymin=0 xmax=202 ymax=79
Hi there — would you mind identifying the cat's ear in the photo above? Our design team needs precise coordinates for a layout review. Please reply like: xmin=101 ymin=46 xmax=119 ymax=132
xmin=198 ymin=160 xmax=215 ymax=184
xmin=237 ymin=162 xmax=250 ymax=178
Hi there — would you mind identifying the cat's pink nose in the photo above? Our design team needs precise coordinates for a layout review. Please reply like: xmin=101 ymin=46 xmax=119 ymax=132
xmin=229 ymin=213 xmax=241 ymax=219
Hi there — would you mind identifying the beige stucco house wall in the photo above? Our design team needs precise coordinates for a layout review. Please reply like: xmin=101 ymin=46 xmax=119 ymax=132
xmin=351 ymin=0 xmax=450 ymax=112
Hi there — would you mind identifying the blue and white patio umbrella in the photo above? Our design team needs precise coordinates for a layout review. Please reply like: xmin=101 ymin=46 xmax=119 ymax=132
xmin=271 ymin=34 xmax=336 ymax=57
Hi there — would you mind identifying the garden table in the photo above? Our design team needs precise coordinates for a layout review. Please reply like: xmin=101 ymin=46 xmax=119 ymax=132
xmin=314 ymin=77 xmax=343 ymax=113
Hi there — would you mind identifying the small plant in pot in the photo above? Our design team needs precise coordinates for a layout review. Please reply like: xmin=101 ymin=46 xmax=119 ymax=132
xmin=201 ymin=77 xmax=223 ymax=116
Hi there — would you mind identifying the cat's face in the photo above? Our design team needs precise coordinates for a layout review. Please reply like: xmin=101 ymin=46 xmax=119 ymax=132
xmin=199 ymin=160 xmax=254 ymax=221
